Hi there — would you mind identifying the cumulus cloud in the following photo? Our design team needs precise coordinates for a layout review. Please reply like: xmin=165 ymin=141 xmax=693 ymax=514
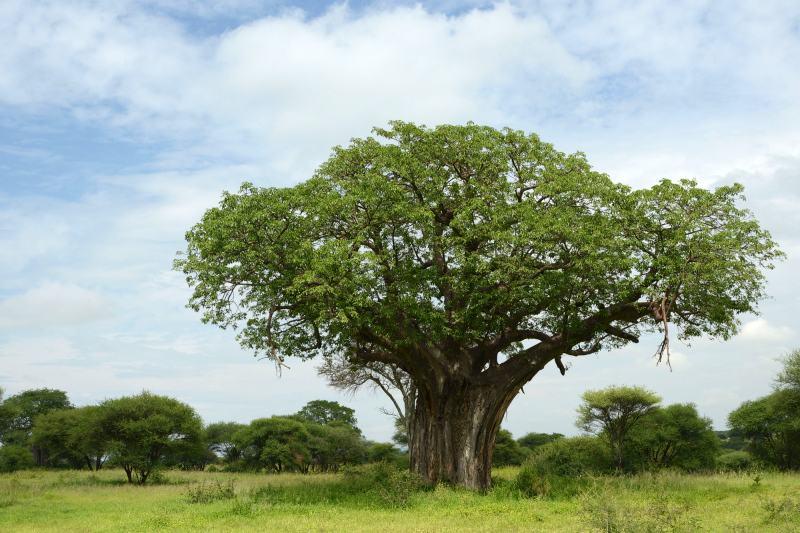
xmin=1 ymin=0 xmax=799 ymax=440
xmin=0 ymin=282 xmax=113 ymax=329
xmin=738 ymin=318 xmax=795 ymax=344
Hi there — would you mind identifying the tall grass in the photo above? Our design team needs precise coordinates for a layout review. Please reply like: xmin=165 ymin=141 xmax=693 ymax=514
xmin=1 ymin=467 xmax=799 ymax=532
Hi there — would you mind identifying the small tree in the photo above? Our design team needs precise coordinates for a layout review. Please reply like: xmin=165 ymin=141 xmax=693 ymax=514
xmin=367 ymin=442 xmax=401 ymax=463
xmin=576 ymin=385 xmax=661 ymax=472
xmin=775 ymin=348 xmax=800 ymax=392
xmin=304 ymin=421 xmax=366 ymax=472
xmin=727 ymin=348 xmax=800 ymax=471
xmin=728 ymin=390 xmax=800 ymax=471
xmin=98 ymin=391 xmax=204 ymax=484
xmin=492 ymin=429 xmax=527 ymax=466
xmin=627 ymin=403 xmax=720 ymax=471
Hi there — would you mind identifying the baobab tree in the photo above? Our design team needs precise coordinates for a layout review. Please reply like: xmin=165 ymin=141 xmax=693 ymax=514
xmin=176 ymin=121 xmax=782 ymax=489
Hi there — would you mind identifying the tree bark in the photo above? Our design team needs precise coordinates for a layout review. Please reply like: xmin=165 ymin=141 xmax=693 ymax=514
xmin=408 ymin=375 xmax=517 ymax=490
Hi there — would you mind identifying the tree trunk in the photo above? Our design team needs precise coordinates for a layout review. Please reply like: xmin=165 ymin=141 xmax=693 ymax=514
xmin=409 ymin=375 xmax=517 ymax=490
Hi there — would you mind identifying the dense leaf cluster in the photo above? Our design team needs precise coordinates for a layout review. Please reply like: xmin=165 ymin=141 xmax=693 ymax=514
xmin=728 ymin=348 xmax=800 ymax=471
xmin=177 ymin=121 xmax=781 ymax=384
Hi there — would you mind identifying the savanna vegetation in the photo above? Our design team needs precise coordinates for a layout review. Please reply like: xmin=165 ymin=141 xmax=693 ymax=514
xmin=1 ymin=123 xmax=795 ymax=529
xmin=1 ymin=350 xmax=799 ymax=531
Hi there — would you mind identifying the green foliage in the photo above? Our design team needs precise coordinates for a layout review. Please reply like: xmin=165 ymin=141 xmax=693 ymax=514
xmin=0 ymin=387 xmax=17 ymax=431
xmin=341 ymin=461 xmax=426 ymax=508
xmin=717 ymin=451 xmax=753 ymax=471
xmin=176 ymin=121 xmax=782 ymax=488
xmin=367 ymin=442 xmax=401 ymax=463
xmin=97 ymin=390 xmax=204 ymax=484
xmin=716 ymin=430 xmax=747 ymax=451
xmin=517 ymin=435 xmax=614 ymax=486
xmin=517 ymin=432 xmax=564 ymax=451
xmin=391 ymin=417 xmax=407 ymax=447
xmin=627 ymin=403 xmax=720 ymax=472
xmin=728 ymin=389 xmax=800 ymax=471
xmin=304 ymin=421 xmax=366 ymax=472
xmin=30 ymin=406 xmax=109 ymax=470
xmin=726 ymin=348 xmax=800 ymax=472
xmin=0 ymin=445 xmax=34 ymax=473
xmin=0 ymin=388 xmax=72 ymax=446
xmin=492 ymin=429 xmax=528 ymax=467
xmin=233 ymin=416 xmax=310 ymax=473
xmin=774 ymin=348 xmax=800 ymax=392
xmin=297 ymin=400 xmax=359 ymax=432
xmin=185 ymin=479 xmax=235 ymax=504
xmin=205 ymin=421 xmax=246 ymax=463
xmin=177 ymin=122 xmax=781 ymax=368
xmin=577 ymin=385 xmax=662 ymax=472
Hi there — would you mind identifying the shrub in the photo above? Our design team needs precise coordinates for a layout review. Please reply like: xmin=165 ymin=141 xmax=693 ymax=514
xmin=717 ymin=451 xmax=752 ymax=471
xmin=524 ymin=436 xmax=613 ymax=478
xmin=0 ymin=445 xmax=34 ymax=473
xmin=514 ymin=436 xmax=613 ymax=498
xmin=342 ymin=461 xmax=425 ymax=508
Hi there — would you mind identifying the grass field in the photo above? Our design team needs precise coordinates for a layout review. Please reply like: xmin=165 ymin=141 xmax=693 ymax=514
xmin=1 ymin=467 xmax=799 ymax=532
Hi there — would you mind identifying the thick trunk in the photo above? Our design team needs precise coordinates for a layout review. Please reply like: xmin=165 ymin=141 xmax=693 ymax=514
xmin=409 ymin=375 xmax=517 ymax=490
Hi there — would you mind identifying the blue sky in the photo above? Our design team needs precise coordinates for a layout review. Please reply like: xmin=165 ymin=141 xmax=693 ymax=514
xmin=1 ymin=0 xmax=799 ymax=442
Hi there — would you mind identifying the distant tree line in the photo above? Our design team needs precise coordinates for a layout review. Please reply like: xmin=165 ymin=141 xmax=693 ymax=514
xmin=0 ymin=392 xmax=405 ymax=483
xmin=1 ymin=348 xmax=798 ymax=480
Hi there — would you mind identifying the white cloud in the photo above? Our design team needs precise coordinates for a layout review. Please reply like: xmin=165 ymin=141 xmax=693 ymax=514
xmin=1 ymin=0 xmax=799 ymax=440
xmin=738 ymin=318 xmax=795 ymax=344
xmin=0 ymin=282 xmax=113 ymax=329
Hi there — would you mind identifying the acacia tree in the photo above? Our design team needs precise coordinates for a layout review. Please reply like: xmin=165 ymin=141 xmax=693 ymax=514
xmin=98 ymin=391 xmax=203 ymax=484
xmin=177 ymin=122 xmax=782 ymax=489
xmin=577 ymin=385 xmax=662 ymax=472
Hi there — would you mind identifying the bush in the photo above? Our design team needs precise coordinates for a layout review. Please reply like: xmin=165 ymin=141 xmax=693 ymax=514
xmin=524 ymin=436 xmax=613 ymax=477
xmin=393 ymin=454 xmax=410 ymax=471
xmin=342 ymin=461 xmax=425 ymax=508
xmin=514 ymin=436 xmax=613 ymax=498
xmin=0 ymin=445 xmax=34 ymax=473
xmin=717 ymin=451 xmax=752 ymax=471
xmin=185 ymin=480 xmax=236 ymax=504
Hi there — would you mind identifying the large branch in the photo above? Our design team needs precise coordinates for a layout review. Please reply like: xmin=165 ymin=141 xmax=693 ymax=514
xmin=480 ymin=301 xmax=653 ymax=387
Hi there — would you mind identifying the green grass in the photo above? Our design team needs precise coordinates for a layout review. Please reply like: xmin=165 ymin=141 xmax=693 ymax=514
xmin=1 ymin=468 xmax=799 ymax=532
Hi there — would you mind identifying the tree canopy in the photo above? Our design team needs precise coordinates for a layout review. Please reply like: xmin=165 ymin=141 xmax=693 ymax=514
xmin=576 ymin=385 xmax=662 ymax=472
xmin=627 ymin=402 xmax=720 ymax=471
xmin=98 ymin=391 xmax=203 ymax=484
xmin=177 ymin=121 xmax=782 ymax=489
xmin=30 ymin=406 xmax=109 ymax=471
xmin=296 ymin=400 xmax=359 ymax=431
xmin=0 ymin=388 xmax=72 ymax=447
